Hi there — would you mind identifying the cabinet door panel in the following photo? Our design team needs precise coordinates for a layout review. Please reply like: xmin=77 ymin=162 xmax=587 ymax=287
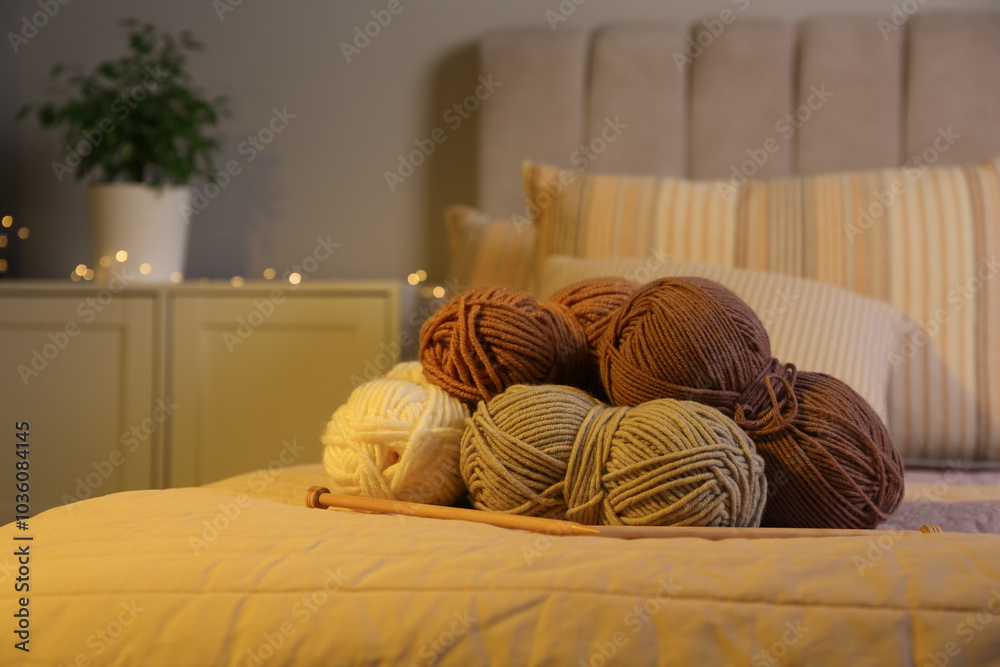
xmin=169 ymin=287 xmax=398 ymax=487
xmin=0 ymin=295 xmax=156 ymax=518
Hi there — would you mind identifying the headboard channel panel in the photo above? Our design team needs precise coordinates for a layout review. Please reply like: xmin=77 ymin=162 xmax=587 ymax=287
xmin=906 ymin=13 xmax=1000 ymax=167
xmin=477 ymin=29 xmax=589 ymax=217
xmin=796 ymin=16 xmax=905 ymax=174
xmin=688 ymin=20 xmax=796 ymax=181
xmin=476 ymin=11 xmax=1000 ymax=218
xmin=585 ymin=24 xmax=688 ymax=178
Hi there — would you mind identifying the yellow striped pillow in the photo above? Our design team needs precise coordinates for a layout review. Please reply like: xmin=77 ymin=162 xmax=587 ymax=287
xmin=522 ymin=157 xmax=1000 ymax=463
xmin=445 ymin=205 xmax=536 ymax=294
xmin=521 ymin=161 xmax=740 ymax=271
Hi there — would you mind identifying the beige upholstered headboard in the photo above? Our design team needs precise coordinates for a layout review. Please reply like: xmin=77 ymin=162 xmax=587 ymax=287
xmin=477 ymin=12 xmax=1000 ymax=218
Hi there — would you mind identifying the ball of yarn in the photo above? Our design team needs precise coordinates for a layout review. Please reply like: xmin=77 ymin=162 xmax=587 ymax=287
xmin=548 ymin=277 xmax=642 ymax=398
xmin=419 ymin=278 xmax=637 ymax=403
xmin=383 ymin=360 xmax=428 ymax=384
xmin=548 ymin=277 xmax=642 ymax=356
xmin=322 ymin=361 xmax=469 ymax=505
xmin=460 ymin=384 xmax=767 ymax=527
xmin=599 ymin=277 xmax=904 ymax=529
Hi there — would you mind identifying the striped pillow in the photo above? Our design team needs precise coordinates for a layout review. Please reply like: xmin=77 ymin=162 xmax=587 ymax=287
xmin=540 ymin=255 xmax=917 ymax=430
xmin=521 ymin=162 xmax=739 ymax=271
xmin=522 ymin=157 xmax=1000 ymax=462
xmin=445 ymin=205 xmax=535 ymax=294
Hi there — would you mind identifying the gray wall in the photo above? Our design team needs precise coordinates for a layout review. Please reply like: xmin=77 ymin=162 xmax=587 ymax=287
xmin=5 ymin=0 xmax=998 ymax=281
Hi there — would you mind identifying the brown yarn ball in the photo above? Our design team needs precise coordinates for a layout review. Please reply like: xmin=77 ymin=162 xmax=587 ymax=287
xmin=754 ymin=372 xmax=903 ymax=529
xmin=598 ymin=277 xmax=904 ymax=529
xmin=420 ymin=278 xmax=637 ymax=403
xmin=460 ymin=384 xmax=767 ymax=527
xmin=549 ymin=277 xmax=641 ymax=356
xmin=548 ymin=277 xmax=639 ymax=397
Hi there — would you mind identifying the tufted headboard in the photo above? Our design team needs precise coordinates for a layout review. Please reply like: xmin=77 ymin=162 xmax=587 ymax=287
xmin=476 ymin=11 xmax=1000 ymax=218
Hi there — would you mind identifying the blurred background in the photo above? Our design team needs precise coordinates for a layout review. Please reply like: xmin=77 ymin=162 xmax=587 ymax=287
xmin=3 ymin=0 xmax=997 ymax=282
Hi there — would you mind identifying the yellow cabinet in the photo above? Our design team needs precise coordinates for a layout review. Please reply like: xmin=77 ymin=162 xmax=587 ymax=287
xmin=0 ymin=285 xmax=157 ymax=518
xmin=168 ymin=282 xmax=400 ymax=487
xmin=0 ymin=281 xmax=401 ymax=517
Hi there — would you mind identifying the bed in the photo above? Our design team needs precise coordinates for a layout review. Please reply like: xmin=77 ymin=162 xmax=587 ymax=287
xmin=5 ymin=10 xmax=1000 ymax=666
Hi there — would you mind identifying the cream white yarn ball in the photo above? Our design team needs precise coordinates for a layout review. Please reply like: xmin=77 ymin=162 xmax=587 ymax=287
xmin=321 ymin=361 xmax=470 ymax=505
xmin=383 ymin=360 xmax=428 ymax=384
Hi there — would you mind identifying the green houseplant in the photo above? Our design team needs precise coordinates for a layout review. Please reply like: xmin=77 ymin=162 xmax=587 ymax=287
xmin=18 ymin=19 xmax=228 ymax=282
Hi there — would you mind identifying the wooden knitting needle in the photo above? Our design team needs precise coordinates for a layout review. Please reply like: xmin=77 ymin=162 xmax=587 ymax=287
xmin=306 ymin=487 xmax=601 ymax=536
xmin=305 ymin=487 xmax=943 ymax=539
xmin=593 ymin=524 xmax=943 ymax=540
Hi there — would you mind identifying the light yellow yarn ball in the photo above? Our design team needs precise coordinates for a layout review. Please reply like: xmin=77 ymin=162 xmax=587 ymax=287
xmin=321 ymin=361 xmax=470 ymax=505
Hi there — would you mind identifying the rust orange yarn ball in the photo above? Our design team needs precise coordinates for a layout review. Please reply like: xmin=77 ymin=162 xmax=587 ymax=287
xmin=419 ymin=278 xmax=637 ymax=404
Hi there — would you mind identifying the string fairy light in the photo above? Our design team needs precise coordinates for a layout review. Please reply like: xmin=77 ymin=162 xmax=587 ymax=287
xmin=0 ymin=215 xmax=28 ymax=277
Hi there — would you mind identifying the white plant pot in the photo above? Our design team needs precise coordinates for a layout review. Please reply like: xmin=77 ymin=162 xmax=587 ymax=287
xmin=86 ymin=184 xmax=192 ymax=283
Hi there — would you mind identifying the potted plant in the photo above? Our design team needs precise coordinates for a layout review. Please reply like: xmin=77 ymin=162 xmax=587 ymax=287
xmin=18 ymin=18 xmax=228 ymax=282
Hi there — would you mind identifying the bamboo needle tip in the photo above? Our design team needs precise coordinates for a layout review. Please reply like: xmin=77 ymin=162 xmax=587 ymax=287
xmin=306 ymin=486 xmax=330 ymax=509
